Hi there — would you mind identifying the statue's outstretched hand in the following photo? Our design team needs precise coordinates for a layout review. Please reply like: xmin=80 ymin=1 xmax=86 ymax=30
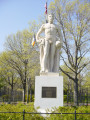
xmin=56 ymin=41 xmax=62 ymax=48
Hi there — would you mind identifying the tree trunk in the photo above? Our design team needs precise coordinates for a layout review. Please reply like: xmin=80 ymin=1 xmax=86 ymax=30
xmin=74 ymin=78 xmax=79 ymax=106
xmin=11 ymin=88 xmax=14 ymax=102
xmin=23 ymin=81 xmax=26 ymax=102
xmin=74 ymin=40 xmax=79 ymax=106
xmin=30 ymin=84 xmax=32 ymax=102
xmin=11 ymin=75 xmax=14 ymax=102
xmin=27 ymin=85 xmax=29 ymax=103
xmin=23 ymin=60 xmax=28 ymax=102
xmin=11 ymin=89 xmax=14 ymax=102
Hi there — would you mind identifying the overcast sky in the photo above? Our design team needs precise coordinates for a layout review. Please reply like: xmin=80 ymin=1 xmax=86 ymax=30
xmin=0 ymin=0 xmax=52 ymax=52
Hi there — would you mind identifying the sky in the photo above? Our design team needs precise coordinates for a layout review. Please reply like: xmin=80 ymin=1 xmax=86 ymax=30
xmin=0 ymin=0 xmax=52 ymax=52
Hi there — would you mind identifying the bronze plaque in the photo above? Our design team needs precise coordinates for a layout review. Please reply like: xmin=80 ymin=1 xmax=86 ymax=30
xmin=42 ymin=87 xmax=57 ymax=98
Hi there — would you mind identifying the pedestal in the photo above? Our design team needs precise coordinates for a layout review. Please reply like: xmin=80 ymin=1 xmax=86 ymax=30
xmin=34 ymin=73 xmax=63 ymax=110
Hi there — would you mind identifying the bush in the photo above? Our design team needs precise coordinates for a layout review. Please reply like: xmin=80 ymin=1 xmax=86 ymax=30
xmin=0 ymin=103 xmax=90 ymax=120
xmin=0 ymin=102 xmax=43 ymax=120
xmin=64 ymin=95 xmax=67 ymax=102
xmin=47 ymin=106 xmax=90 ymax=120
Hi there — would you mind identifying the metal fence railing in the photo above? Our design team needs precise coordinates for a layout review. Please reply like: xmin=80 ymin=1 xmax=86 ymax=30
xmin=0 ymin=110 xmax=90 ymax=120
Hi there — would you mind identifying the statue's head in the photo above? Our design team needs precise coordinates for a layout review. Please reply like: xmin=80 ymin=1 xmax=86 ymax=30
xmin=48 ymin=13 xmax=54 ymax=23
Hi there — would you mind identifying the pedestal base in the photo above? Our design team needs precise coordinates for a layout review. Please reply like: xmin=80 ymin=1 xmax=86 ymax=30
xmin=34 ymin=74 xmax=63 ymax=110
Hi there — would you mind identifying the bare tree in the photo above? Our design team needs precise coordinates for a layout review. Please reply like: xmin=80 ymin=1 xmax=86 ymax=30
xmin=49 ymin=0 xmax=90 ymax=105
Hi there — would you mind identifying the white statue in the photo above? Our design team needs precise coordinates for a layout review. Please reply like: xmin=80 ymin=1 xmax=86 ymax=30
xmin=36 ymin=14 xmax=63 ymax=73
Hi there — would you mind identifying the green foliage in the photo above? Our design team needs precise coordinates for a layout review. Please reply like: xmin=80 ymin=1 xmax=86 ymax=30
xmin=83 ymin=71 xmax=90 ymax=89
xmin=47 ymin=106 xmax=90 ymax=120
xmin=64 ymin=95 xmax=67 ymax=102
xmin=0 ymin=103 xmax=43 ymax=120
xmin=0 ymin=78 xmax=4 ymax=89
xmin=25 ymin=94 xmax=34 ymax=102
xmin=0 ymin=103 xmax=89 ymax=120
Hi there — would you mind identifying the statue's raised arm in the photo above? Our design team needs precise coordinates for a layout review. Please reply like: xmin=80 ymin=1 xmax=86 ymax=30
xmin=36 ymin=24 xmax=45 ymax=43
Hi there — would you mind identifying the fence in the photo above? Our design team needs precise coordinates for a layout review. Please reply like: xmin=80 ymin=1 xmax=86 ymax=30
xmin=0 ymin=110 xmax=90 ymax=120
xmin=66 ymin=88 xmax=90 ymax=106
xmin=0 ymin=87 xmax=23 ymax=102
xmin=0 ymin=87 xmax=90 ymax=108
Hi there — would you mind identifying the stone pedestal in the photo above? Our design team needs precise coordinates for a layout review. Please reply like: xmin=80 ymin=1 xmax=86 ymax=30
xmin=34 ymin=73 xmax=63 ymax=110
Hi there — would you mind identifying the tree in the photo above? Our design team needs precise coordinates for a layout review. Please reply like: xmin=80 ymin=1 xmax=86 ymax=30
xmin=49 ymin=0 xmax=90 ymax=105
xmin=0 ymin=73 xmax=4 ymax=89
xmin=61 ymin=64 xmax=74 ymax=94
xmin=83 ymin=71 xmax=90 ymax=89
xmin=4 ymin=27 xmax=40 ymax=102
xmin=0 ymin=60 xmax=5 ymax=89
xmin=0 ymin=53 xmax=19 ymax=102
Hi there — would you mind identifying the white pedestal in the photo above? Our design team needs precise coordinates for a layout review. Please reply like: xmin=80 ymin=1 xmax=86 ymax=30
xmin=34 ymin=73 xmax=63 ymax=111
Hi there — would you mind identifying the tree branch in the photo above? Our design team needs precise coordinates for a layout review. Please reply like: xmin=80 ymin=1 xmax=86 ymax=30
xmin=59 ymin=67 xmax=75 ymax=82
xmin=78 ymin=62 xmax=90 ymax=74
xmin=60 ymin=55 xmax=75 ymax=73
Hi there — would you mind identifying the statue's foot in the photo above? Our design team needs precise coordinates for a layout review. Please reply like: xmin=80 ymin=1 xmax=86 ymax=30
xmin=40 ymin=69 xmax=49 ymax=73
xmin=40 ymin=69 xmax=45 ymax=73
xmin=45 ymin=69 xmax=48 ymax=73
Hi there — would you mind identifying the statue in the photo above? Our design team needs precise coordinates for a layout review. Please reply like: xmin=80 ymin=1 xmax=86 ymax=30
xmin=36 ymin=14 xmax=63 ymax=73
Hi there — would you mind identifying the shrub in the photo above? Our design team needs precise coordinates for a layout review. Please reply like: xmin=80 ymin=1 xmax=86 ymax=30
xmin=0 ymin=103 xmax=90 ymax=120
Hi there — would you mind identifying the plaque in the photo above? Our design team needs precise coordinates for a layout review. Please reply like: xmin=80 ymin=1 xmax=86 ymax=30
xmin=42 ymin=87 xmax=57 ymax=98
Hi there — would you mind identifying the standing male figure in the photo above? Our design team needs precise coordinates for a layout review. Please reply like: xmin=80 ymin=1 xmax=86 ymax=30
xmin=36 ymin=14 xmax=63 ymax=73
